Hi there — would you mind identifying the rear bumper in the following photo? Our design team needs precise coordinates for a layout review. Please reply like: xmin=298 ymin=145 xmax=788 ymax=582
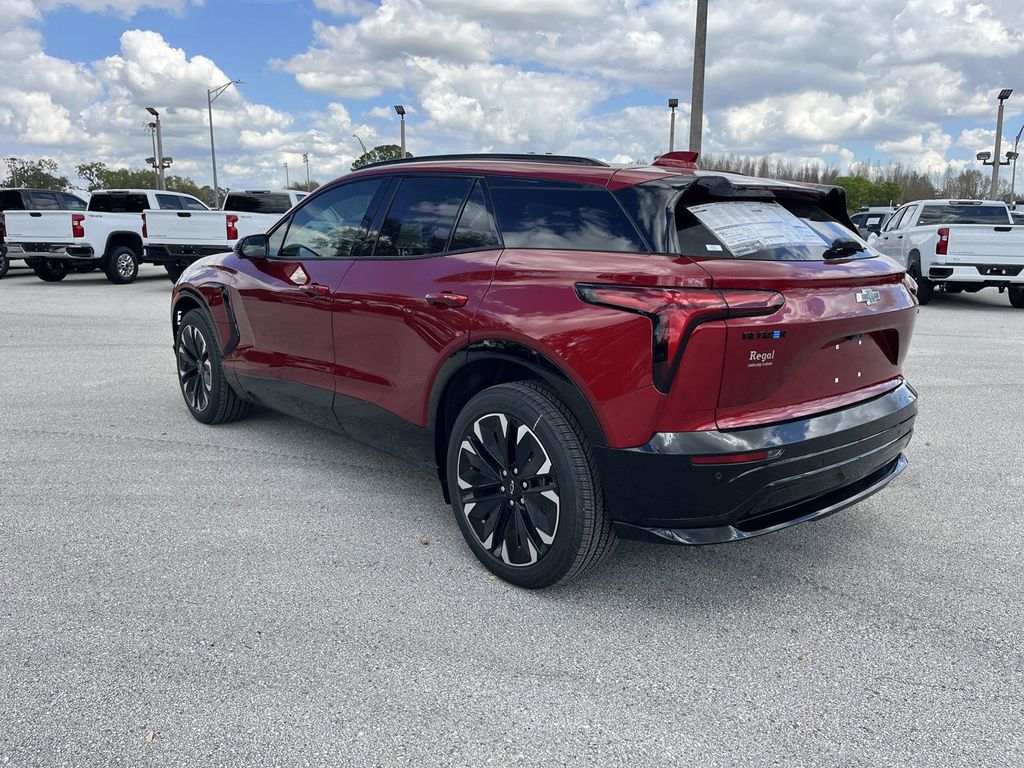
xmin=929 ymin=263 xmax=1024 ymax=284
xmin=5 ymin=243 xmax=96 ymax=260
xmin=143 ymin=244 xmax=228 ymax=264
xmin=594 ymin=381 xmax=917 ymax=543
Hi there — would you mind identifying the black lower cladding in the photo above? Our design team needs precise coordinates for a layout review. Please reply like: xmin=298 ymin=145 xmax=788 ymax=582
xmin=593 ymin=382 xmax=917 ymax=543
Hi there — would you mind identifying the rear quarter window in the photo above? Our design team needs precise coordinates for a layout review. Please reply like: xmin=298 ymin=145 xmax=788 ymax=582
xmin=917 ymin=204 xmax=1011 ymax=225
xmin=488 ymin=178 xmax=647 ymax=252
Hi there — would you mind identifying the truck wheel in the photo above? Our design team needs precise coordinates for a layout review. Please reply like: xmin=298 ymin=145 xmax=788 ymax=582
xmin=32 ymin=258 xmax=68 ymax=282
xmin=104 ymin=246 xmax=139 ymax=284
xmin=1010 ymin=287 xmax=1024 ymax=308
xmin=0 ymin=252 xmax=9 ymax=278
xmin=446 ymin=382 xmax=616 ymax=588
xmin=175 ymin=309 xmax=253 ymax=424
xmin=165 ymin=264 xmax=186 ymax=282
xmin=908 ymin=256 xmax=933 ymax=305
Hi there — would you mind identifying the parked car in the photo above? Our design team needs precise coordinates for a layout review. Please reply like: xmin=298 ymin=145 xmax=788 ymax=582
xmin=3 ymin=189 xmax=207 ymax=284
xmin=0 ymin=188 xmax=88 ymax=278
xmin=143 ymin=189 xmax=307 ymax=281
xmin=850 ymin=206 xmax=894 ymax=239
xmin=170 ymin=152 xmax=919 ymax=587
xmin=868 ymin=199 xmax=1024 ymax=306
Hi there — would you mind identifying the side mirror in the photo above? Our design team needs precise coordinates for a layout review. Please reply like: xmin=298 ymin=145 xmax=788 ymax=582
xmin=235 ymin=234 xmax=269 ymax=259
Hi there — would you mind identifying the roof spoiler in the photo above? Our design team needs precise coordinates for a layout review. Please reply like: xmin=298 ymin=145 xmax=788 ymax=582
xmin=653 ymin=151 xmax=699 ymax=170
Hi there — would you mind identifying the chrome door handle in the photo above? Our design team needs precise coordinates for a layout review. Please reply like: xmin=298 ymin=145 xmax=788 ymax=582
xmin=301 ymin=283 xmax=331 ymax=297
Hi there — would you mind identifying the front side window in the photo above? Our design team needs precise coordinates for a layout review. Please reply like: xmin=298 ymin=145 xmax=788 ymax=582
xmin=373 ymin=176 xmax=473 ymax=258
xmin=156 ymin=194 xmax=182 ymax=210
xmin=280 ymin=178 xmax=383 ymax=259
xmin=449 ymin=180 xmax=500 ymax=252
xmin=179 ymin=196 xmax=208 ymax=211
xmin=62 ymin=193 xmax=87 ymax=210
xmin=883 ymin=206 xmax=908 ymax=232
xmin=488 ymin=178 xmax=647 ymax=252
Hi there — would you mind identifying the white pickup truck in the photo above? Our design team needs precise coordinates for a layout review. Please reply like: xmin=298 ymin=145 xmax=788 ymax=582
xmin=869 ymin=199 xmax=1024 ymax=307
xmin=3 ymin=189 xmax=207 ymax=284
xmin=143 ymin=189 xmax=306 ymax=281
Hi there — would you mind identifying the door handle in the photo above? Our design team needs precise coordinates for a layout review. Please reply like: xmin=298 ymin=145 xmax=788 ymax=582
xmin=301 ymin=282 xmax=331 ymax=297
xmin=426 ymin=291 xmax=469 ymax=308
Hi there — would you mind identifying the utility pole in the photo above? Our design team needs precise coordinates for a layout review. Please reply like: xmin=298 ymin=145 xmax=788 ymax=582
xmin=302 ymin=153 xmax=311 ymax=190
xmin=991 ymin=90 xmax=1012 ymax=198
xmin=146 ymin=107 xmax=167 ymax=190
xmin=207 ymin=79 xmax=243 ymax=208
xmin=283 ymin=162 xmax=290 ymax=188
xmin=689 ymin=0 xmax=708 ymax=155
xmin=668 ymin=98 xmax=679 ymax=152
xmin=395 ymin=105 xmax=407 ymax=157
xmin=146 ymin=122 xmax=159 ymax=187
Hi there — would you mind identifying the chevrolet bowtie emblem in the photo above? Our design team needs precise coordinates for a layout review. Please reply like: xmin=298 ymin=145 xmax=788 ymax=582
xmin=856 ymin=288 xmax=881 ymax=306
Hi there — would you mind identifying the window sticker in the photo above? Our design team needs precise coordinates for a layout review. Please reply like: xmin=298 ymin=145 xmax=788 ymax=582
xmin=689 ymin=201 xmax=826 ymax=257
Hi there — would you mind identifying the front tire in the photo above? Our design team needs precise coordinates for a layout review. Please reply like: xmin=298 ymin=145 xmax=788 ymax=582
xmin=0 ymin=252 xmax=9 ymax=278
xmin=446 ymin=382 xmax=615 ymax=588
xmin=32 ymin=258 xmax=68 ymax=282
xmin=908 ymin=256 xmax=933 ymax=305
xmin=104 ymin=246 xmax=139 ymax=284
xmin=1010 ymin=286 xmax=1024 ymax=308
xmin=175 ymin=309 xmax=253 ymax=424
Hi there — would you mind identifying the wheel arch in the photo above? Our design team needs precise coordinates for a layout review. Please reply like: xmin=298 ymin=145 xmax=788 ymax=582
xmin=171 ymin=287 xmax=212 ymax=342
xmin=429 ymin=340 xmax=607 ymax=502
xmin=104 ymin=230 xmax=143 ymax=258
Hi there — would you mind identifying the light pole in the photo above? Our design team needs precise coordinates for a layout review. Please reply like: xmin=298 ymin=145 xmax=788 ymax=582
xmin=1010 ymin=123 xmax=1024 ymax=209
xmin=145 ymin=107 xmax=166 ymax=190
xmin=207 ymin=79 xmax=243 ymax=208
xmin=689 ymin=0 xmax=708 ymax=154
xmin=283 ymin=162 xmax=290 ymax=188
xmin=395 ymin=104 xmax=407 ymax=157
xmin=145 ymin=122 xmax=159 ymax=187
xmin=668 ymin=98 xmax=679 ymax=152
xmin=985 ymin=89 xmax=1013 ymax=198
xmin=352 ymin=133 xmax=368 ymax=154
xmin=302 ymin=153 xmax=311 ymax=190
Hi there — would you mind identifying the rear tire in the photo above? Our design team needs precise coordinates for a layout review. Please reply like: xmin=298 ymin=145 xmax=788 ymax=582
xmin=0 ymin=252 xmax=8 ymax=279
xmin=1010 ymin=286 xmax=1024 ymax=308
xmin=175 ymin=308 xmax=253 ymax=425
xmin=908 ymin=256 xmax=933 ymax=305
xmin=165 ymin=263 xmax=186 ymax=282
xmin=32 ymin=258 xmax=68 ymax=282
xmin=446 ymin=381 xmax=615 ymax=588
xmin=104 ymin=246 xmax=139 ymax=284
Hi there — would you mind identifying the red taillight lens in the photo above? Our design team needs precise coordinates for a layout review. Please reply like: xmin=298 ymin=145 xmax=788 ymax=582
xmin=141 ymin=212 xmax=147 ymax=238
xmin=576 ymin=284 xmax=784 ymax=392
xmin=226 ymin=214 xmax=239 ymax=240
xmin=936 ymin=227 xmax=949 ymax=255
xmin=691 ymin=449 xmax=781 ymax=465
xmin=72 ymin=213 xmax=85 ymax=239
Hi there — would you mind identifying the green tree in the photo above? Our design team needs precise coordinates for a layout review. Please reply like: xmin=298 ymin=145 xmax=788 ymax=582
xmin=75 ymin=162 xmax=214 ymax=204
xmin=351 ymin=144 xmax=409 ymax=171
xmin=1 ymin=158 xmax=71 ymax=191
xmin=834 ymin=176 xmax=878 ymax=211
xmin=289 ymin=180 xmax=321 ymax=192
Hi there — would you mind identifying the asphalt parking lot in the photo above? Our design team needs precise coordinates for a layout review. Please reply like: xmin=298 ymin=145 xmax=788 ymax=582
xmin=1 ymin=264 xmax=1022 ymax=767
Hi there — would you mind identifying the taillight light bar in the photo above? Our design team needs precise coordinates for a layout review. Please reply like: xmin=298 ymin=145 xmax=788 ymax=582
xmin=226 ymin=214 xmax=239 ymax=240
xmin=72 ymin=213 xmax=85 ymax=239
xmin=936 ymin=227 xmax=949 ymax=255
xmin=576 ymin=284 xmax=784 ymax=393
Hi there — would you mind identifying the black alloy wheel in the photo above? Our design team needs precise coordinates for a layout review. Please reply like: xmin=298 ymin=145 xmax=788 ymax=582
xmin=175 ymin=308 xmax=253 ymax=424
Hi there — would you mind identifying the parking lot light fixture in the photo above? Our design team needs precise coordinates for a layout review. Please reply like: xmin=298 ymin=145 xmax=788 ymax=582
xmin=207 ymin=79 xmax=244 ymax=208
xmin=145 ymin=107 xmax=166 ymax=190
xmin=395 ymin=105 xmax=407 ymax=157
xmin=988 ymin=89 xmax=1013 ymax=198
xmin=668 ymin=98 xmax=679 ymax=153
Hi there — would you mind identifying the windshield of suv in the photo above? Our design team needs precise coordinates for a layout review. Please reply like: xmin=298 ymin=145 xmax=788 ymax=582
xmin=917 ymin=204 xmax=1010 ymax=225
xmin=676 ymin=200 xmax=873 ymax=261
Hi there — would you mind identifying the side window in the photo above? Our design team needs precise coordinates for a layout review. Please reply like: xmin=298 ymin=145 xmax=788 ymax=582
xmin=156 ymin=194 xmax=183 ymax=210
xmin=373 ymin=176 xmax=473 ymax=258
xmin=180 ymin=196 xmax=208 ymax=211
xmin=884 ymin=207 xmax=907 ymax=232
xmin=488 ymin=178 xmax=648 ymax=252
xmin=88 ymin=194 xmax=149 ymax=213
xmin=62 ymin=193 xmax=87 ymax=210
xmin=449 ymin=180 xmax=500 ymax=252
xmin=280 ymin=178 xmax=383 ymax=259
xmin=267 ymin=220 xmax=288 ymax=258
xmin=29 ymin=191 xmax=61 ymax=210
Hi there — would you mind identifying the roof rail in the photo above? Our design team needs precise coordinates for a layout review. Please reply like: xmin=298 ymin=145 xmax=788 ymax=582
xmin=360 ymin=153 xmax=609 ymax=170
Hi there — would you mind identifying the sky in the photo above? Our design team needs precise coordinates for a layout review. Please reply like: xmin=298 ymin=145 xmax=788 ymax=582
xmin=2 ymin=0 xmax=1024 ymax=191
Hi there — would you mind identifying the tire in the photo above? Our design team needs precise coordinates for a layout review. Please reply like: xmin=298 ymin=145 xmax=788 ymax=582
xmin=1010 ymin=286 xmax=1024 ymax=309
xmin=104 ymin=246 xmax=139 ymax=284
xmin=446 ymin=381 xmax=615 ymax=588
xmin=31 ymin=258 xmax=68 ymax=282
xmin=175 ymin=308 xmax=253 ymax=425
xmin=0 ymin=252 xmax=9 ymax=278
xmin=908 ymin=256 xmax=933 ymax=305
xmin=165 ymin=264 xmax=186 ymax=283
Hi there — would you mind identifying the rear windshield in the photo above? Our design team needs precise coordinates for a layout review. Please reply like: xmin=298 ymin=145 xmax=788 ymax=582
xmin=676 ymin=201 xmax=870 ymax=261
xmin=224 ymin=193 xmax=293 ymax=214
xmin=917 ymin=204 xmax=1010 ymax=225
xmin=89 ymin=193 xmax=148 ymax=213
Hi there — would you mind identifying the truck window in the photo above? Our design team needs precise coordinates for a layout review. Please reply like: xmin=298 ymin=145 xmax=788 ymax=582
xmin=62 ymin=193 xmax=87 ymax=210
xmin=156 ymin=194 xmax=183 ymax=210
xmin=29 ymin=191 xmax=61 ymax=210
xmin=179 ymin=197 xmax=208 ymax=211
xmin=917 ymin=204 xmax=1011 ymax=225
xmin=0 ymin=190 xmax=24 ymax=210
xmin=224 ymin=193 xmax=294 ymax=214
xmin=89 ymin=194 xmax=149 ymax=213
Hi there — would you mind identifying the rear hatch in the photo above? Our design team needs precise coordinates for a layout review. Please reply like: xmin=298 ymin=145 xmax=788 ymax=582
xmin=4 ymin=211 xmax=74 ymax=241
xmin=674 ymin=182 xmax=917 ymax=429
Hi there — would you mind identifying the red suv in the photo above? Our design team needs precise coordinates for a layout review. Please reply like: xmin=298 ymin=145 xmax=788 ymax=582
xmin=170 ymin=153 xmax=918 ymax=588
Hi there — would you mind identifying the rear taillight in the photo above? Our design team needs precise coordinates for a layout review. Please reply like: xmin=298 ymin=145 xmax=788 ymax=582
xmin=936 ymin=227 xmax=949 ymax=255
xmin=226 ymin=214 xmax=239 ymax=240
xmin=141 ymin=212 xmax=147 ymax=238
xmin=72 ymin=213 xmax=85 ymax=239
xmin=576 ymin=285 xmax=785 ymax=393
xmin=903 ymin=272 xmax=918 ymax=297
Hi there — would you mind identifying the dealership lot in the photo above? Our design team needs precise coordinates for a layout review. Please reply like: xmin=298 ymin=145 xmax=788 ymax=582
xmin=1 ymin=266 xmax=1022 ymax=766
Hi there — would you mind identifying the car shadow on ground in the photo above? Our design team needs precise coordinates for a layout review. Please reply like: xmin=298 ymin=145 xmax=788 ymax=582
xmin=924 ymin=290 xmax=1020 ymax=313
